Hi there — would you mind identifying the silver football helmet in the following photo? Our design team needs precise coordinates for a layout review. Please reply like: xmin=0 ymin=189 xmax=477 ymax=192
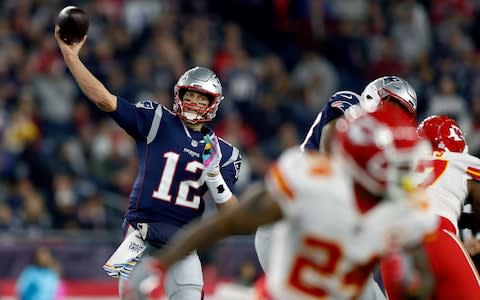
xmin=173 ymin=66 xmax=224 ymax=123
xmin=361 ymin=76 xmax=417 ymax=115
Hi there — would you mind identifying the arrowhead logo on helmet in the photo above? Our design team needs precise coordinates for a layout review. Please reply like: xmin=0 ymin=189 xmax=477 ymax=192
xmin=417 ymin=115 xmax=467 ymax=153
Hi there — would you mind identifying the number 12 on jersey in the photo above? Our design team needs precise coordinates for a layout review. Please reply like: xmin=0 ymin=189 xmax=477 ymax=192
xmin=152 ymin=152 xmax=204 ymax=209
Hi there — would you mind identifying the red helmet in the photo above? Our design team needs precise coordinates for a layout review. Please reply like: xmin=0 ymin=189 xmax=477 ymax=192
xmin=334 ymin=102 xmax=428 ymax=196
xmin=417 ymin=115 xmax=466 ymax=153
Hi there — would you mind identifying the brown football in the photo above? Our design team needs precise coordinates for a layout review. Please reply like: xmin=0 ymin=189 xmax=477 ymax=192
xmin=56 ymin=6 xmax=89 ymax=45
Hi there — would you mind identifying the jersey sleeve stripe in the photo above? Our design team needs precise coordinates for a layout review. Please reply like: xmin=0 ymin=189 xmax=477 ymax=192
xmin=147 ymin=105 xmax=163 ymax=144
xmin=467 ymin=167 xmax=480 ymax=180
xmin=269 ymin=163 xmax=294 ymax=200
xmin=221 ymin=146 xmax=240 ymax=167
xmin=300 ymin=112 xmax=322 ymax=152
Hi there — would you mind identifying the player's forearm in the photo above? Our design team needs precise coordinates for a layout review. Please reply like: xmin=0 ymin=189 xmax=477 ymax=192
xmin=216 ymin=195 xmax=238 ymax=211
xmin=155 ymin=185 xmax=281 ymax=269
xmin=63 ymin=53 xmax=116 ymax=112
xmin=156 ymin=191 xmax=272 ymax=268
xmin=155 ymin=212 xmax=237 ymax=269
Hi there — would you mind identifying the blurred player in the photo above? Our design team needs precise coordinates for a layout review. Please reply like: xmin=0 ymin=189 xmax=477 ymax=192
xmin=54 ymin=28 xmax=241 ymax=300
xmin=381 ymin=115 xmax=480 ymax=299
xmin=128 ymin=103 xmax=438 ymax=300
xmin=255 ymin=77 xmax=418 ymax=298
xmin=300 ymin=90 xmax=364 ymax=153
xmin=302 ymin=76 xmax=417 ymax=152
xmin=255 ymin=91 xmax=364 ymax=275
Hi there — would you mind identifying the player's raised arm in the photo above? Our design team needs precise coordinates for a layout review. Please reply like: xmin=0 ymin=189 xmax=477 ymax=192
xmin=54 ymin=26 xmax=116 ymax=112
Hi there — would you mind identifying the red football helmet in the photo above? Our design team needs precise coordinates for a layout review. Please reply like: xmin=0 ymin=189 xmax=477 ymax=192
xmin=417 ymin=115 xmax=466 ymax=153
xmin=334 ymin=102 xmax=429 ymax=196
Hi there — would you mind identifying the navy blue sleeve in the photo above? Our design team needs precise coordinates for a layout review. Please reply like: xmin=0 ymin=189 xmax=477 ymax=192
xmin=301 ymin=91 xmax=361 ymax=151
xmin=322 ymin=92 xmax=360 ymax=125
xmin=107 ymin=97 xmax=158 ymax=140
xmin=218 ymin=140 xmax=242 ymax=192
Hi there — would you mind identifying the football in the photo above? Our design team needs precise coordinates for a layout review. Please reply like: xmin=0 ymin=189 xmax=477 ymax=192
xmin=56 ymin=6 xmax=89 ymax=45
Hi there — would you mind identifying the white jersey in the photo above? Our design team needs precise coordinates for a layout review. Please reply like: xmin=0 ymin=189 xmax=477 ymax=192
xmin=265 ymin=149 xmax=438 ymax=300
xmin=421 ymin=151 xmax=480 ymax=234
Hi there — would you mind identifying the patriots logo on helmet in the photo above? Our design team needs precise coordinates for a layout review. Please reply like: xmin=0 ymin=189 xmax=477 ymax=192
xmin=331 ymin=100 xmax=354 ymax=113
xmin=383 ymin=76 xmax=402 ymax=85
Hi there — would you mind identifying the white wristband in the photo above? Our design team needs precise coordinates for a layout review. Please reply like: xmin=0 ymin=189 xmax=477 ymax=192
xmin=205 ymin=173 xmax=233 ymax=204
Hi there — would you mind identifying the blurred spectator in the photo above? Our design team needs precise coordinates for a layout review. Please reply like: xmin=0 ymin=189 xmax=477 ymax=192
xmin=262 ymin=122 xmax=300 ymax=159
xmin=52 ymin=173 xmax=79 ymax=229
xmin=430 ymin=0 xmax=474 ymax=26
xmin=213 ymin=23 xmax=244 ymax=77
xmin=77 ymin=192 xmax=107 ymax=230
xmin=466 ymin=94 xmax=480 ymax=156
xmin=291 ymin=50 xmax=338 ymax=110
xmin=19 ymin=188 xmax=51 ymax=233
xmin=223 ymin=49 xmax=258 ymax=115
xmin=3 ymin=105 xmax=39 ymax=155
xmin=0 ymin=201 xmax=15 ymax=230
xmin=124 ymin=0 xmax=163 ymax=38
xmin=427 ymin=74 xmax=471 ymax=136
xmin=32 ymin=58 xmax=77 ymax=138
xmin=390 ymin=0 xmax=431 ymax=65
xmin=213 ymin=112 xmax=257 ymax=151
xmin=324 ymin=17 xmax=368 ymax=91
xmin=16 ymin=246 xmax=65 ymax=300
xmin=367 ymin=36 xmax=407 ymax=80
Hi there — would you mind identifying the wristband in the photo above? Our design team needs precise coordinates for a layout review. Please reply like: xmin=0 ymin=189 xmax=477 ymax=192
xmin=205 ymin=173 xmax=232 ymax=204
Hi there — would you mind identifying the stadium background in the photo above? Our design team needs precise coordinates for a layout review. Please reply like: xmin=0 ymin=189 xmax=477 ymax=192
xmin=1 ymin=0 xmax=480 ymax=298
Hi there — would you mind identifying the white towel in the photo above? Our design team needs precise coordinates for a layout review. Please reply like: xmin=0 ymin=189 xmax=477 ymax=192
xmin=103 ymin=228 xmax=148 ymax=279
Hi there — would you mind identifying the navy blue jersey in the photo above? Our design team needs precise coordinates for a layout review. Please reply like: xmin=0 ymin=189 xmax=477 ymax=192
xmin=109 ymin=97 xmax=241 ymax=245
xmin=300 ymin=91 xmax=362 ymax=151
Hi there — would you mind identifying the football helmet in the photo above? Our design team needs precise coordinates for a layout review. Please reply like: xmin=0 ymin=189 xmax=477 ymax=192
xmin=334 ymin=102 xmax=429 ymax=196
xmin=417 ymin=115 xmax=466 ymax=153
xmin=173 ymin=67 xmax=224 ymax=123
xmin=361 ymin=76 xmax=417 ymax=116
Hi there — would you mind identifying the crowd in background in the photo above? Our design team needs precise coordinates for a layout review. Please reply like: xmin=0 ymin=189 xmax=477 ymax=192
xmin=1 ymin=0 xmax=480 ymax=239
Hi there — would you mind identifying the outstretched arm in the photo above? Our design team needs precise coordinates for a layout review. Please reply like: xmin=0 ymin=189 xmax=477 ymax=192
xmin=216 ymin=194 xmax=238 ymax=210
xmin=54 ymin=26 xmax=116 ymax=112
xmin=319 ymin=118 xmax=341 ymax=154
xmin=154 ymin=184 xmax=283 ymax=269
